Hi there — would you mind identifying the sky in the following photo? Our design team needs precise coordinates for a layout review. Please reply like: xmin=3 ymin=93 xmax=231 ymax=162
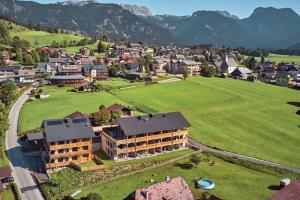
xmin=25 ymin=0 xmax=300 ymax=18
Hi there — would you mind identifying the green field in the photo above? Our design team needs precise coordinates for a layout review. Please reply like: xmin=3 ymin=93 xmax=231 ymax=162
xmin=19 ymin=78 xmax=300 ymax=167
xmin=78 ymin=153 xmax=285 ymax=200
xmin=18 ymin=86 xmax=128 ymax=133
xmin=63 ymin=41 xmax=110 ymax=54
xmin=255 ymin=53 xmax=300 ymax=64
xmin=10 ymin=30 xmax=84 ymax=47
xmin=114 ymin=77 xmax=300 ymax=167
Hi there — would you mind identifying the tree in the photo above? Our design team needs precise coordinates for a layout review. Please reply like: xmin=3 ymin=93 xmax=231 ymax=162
xmin=80 ymin=193 xmax=102 ymax=200
xmin=99 ymin=104 xmax=106 ymax=111
xmin=0 ymin=23 xmax=10 ymax=45
xmin=32 ymin=50 xmax=40 ymax=63
xmin=190 ymin=154 xmax=201 ymax=167
xmin=97 ymin=41 xmax=108 ymax=55
xmin=15 ymin=48 xmax=23 ymax=62
xmin=201 ymin=65 xmax=216 ymax=77
xmin=0 ymin=54 xmax=5 ymax=66
xmin=92 ymin=110 xmax=111 ymax=126
xmin=0 ymin=80 xmax=17 ymax=106
xmin=182 ymin=67 xmax=189 ymax=80
xmin=23 ymin=54 xmax=34 ymax=65
xmin=107 ymin=66 xmax=118 ymax=77
xmin=260 ymin=56 xmax=265 ymax=64
xmin=111 ymin=109 xmax=123 ymax=122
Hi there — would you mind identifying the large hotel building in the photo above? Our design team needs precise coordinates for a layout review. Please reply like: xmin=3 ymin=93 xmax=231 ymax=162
xmin=39 ymin=111 xmax=190 ymax=172
xmin=101 ymin=112 xmax=190 ymax=160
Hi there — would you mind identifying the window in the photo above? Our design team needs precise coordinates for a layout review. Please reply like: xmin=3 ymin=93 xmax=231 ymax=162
xmin=72 ymin=156 xmax=78 ymax=160
xmin=72 ymin=147 xmax=79 ymax=152
xmin=72 ymin=139 xmax=78 ymax=143
xmin=83 ymin=153 xmax=89 ymax=158
xmin=50 ymin=150 xmax=55 ymax=154
xmin=57 ymin=158 xmax=64 ymax=162
xmin=83 ymin=146 xmax=89 ymax=150
xmin=50 ymin=159 xmax=55 ymax=163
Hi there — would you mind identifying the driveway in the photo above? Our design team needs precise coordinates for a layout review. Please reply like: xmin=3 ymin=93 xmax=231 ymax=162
xmin=5 ymin=89 xmax=45 ymax=200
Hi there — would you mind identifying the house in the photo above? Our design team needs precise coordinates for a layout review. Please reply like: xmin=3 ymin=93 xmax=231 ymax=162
xmin=124 ymin=71 xmax=144 ymax=80
xmin=0 ymin=65 xmax=23 ymax=73
xmin=231 ymin=67 xmax=252 ymax=80
xmin=48 ymin=57 xmax=71 ymax=66
xmin=101 ymin=112 xmax=190 ymax=160
xmin=35 ymin=62 xmax=56 ymax=77
xmin=127 ymin=176 xmax=194 ymax=200
xmin=1 ymin=51 xmax=10 ymax=64
xmin=256 ymin=64 xmax=276 ymax=83
xmin=41 ymin=117 xmax=95 ymax=172
xmin=168 ymin=59 xmax=201 ymax=76
xmin=221 ymin=55 xmax=237 ymax=74
xmin=83 ymin=64 xmax=109 ymax=81
xmin=276 ymin=64 xmax=300 ymax=86
xmin=16 ymin=69 xmax=36 ymax=83
xmin=268 ymin=180 xmax=300 ymax=200
xmin=153 ymin=69 xmax=167 ymax=76
xmin=79 ymin=47 xmax=91 ymax=56
xmin=0 ymin=166 xmax=13 ymax=192
xmin=47 ymin=75 xmax=86 ymax=86
xmin=57 ymin=65 xmax=83 ymax=76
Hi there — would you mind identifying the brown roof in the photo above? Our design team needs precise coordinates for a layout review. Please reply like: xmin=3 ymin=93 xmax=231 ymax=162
xmin=132 ymin=177 xmax=194 ymax=200
xmin=268 ymin=180 xmax=300 ymax=200
xmin=0 ymin=166 xmax=11 ymax=179
xmin=104 ymin=104 xmax=130 ymax=112
xmin=65 ymin=111 xmax=90 ymax=119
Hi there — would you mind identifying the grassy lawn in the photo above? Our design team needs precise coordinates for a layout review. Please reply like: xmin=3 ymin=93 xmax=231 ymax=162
xmin=63 ymin=41 xmax=110 ymax=54
xmin=95 ymin=148 xmax=193 ymax=168
xmin=0 ymin=184 xmax=19 ymax=200
xmin=113 ymin=77 xmax=300 ymax=167
xmin=99 ymin=78 xmax=144 ymax=88
xmin=10 ymin=30 xmax=84 ymax=47
xmin=77 ymin=152 xmax=288 ymax=200
xmin=254 ymin=53 xmax=300 ymax=64
xmin=18 ymin=86 xmax=129 ymax=133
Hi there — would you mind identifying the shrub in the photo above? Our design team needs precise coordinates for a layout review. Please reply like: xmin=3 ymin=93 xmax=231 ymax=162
xmin=57 ymin=83 xmax=65 ymax=87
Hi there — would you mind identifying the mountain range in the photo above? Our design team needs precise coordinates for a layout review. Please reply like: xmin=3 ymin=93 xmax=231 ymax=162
xmin=1 ymin=0 xmax=300 ymax=49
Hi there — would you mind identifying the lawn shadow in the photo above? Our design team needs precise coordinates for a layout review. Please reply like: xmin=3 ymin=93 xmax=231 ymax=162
xmin=287 ymin=102 xmax=300 ymax=107
xmin=296 ymin=110 xmax=300 ymax=116
xmin=268 ymin=185 xmax=281 ymax=190
xmin=174 ymin=162 xmax=193 ymax=170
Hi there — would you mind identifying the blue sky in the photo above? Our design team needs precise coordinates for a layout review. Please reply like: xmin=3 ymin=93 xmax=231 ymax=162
xmin=26 ymin=0 xmax=300 ymax=18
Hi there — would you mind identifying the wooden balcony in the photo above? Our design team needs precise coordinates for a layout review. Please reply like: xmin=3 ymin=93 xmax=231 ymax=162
xmin=115 ymin=138 xmax=187 ymax=154
xmin=49 ymin=150 xmax=91 ymax=158
xmin=49 ymin=141 xmax=91 ymax=151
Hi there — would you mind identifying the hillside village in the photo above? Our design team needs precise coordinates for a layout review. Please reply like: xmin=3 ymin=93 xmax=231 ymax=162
xmin=0 ymin=11 xmax=300 ymax=200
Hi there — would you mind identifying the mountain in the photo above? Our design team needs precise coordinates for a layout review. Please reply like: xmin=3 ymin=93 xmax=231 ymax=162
xmin=144 ymin=7 xmax=300 ymax=48
xmin=0 ymin=0 xmax=174 ymax=45
xmin=1 ymin=1 xmax=300 ymax=48
xmin=120 ymin=4 xmax=152 ymax=17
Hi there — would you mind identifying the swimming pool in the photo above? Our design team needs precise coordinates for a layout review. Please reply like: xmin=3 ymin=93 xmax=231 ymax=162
xmin=197 ymin=178 xmax=215 ymax=190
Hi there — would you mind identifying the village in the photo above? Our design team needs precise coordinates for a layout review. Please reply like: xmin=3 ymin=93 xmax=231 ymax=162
xmin=1 ymin=41 xmax=300 ymax=89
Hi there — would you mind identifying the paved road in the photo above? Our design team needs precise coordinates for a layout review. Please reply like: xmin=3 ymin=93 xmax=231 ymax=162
xmin=189 ymin=138 xmax=300 ymax=174
xmin=5 ymin=89 xmax=45 ymax=200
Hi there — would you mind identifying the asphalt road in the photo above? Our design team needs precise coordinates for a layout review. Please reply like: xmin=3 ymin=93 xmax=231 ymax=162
xmin=5 ymin=89 xmax=45 ymax=200
xmin=189 ymin=138 xmax=300 ymax=174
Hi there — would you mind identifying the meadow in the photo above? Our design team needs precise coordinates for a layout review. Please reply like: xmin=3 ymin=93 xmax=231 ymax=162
xmin=114 ymin=77 xmax=300 ymax=167
xmin=18 ymin=86 xmax=128 ymax=133
xmin=19 ymin=78 xmax=300 ymax=167
xmin=10 ymin=30 xmax=84 ymax=47
xmin=255 ymin=53 xmax=300 ymax=64
xmin=77 ymin=152 xmax=286 ymax=200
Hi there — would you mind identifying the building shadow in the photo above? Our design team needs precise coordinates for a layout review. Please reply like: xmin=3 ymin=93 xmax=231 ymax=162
xmin=268 ymin=185 xmax=281 ymax=190
xmin=174 ymin=162 xmax=193 ymax=170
